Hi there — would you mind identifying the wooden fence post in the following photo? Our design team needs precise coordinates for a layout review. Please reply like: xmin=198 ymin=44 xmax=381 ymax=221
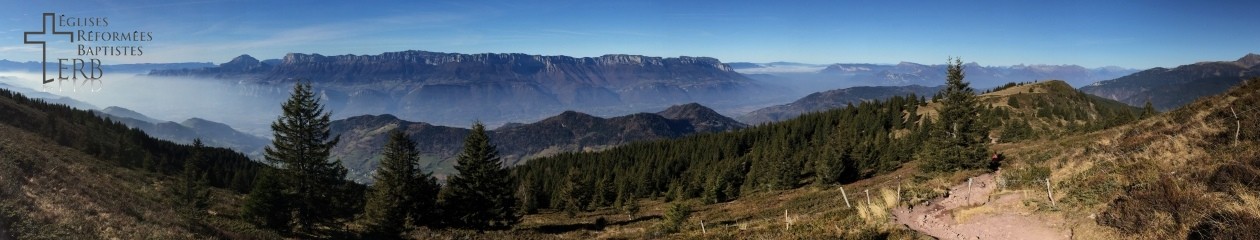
xmin=864 ymin=189 xmax=871 ymax=206
xmin=702 ymin=219 xmax=707 ymax=234
xmin=784 ymin=209 xmax=791 ymax=230
xmin=1046 ymin=178 xmax=1055 ymax=206
xmin=896 ymin=176 xmax=902 ymax=204
xmin=967 ymin=177 xmax=973 ymax=203
xmin=841 ymin=187 xmax=851 ymax=208
xmin=1231 ymin=106 xmax=1240 ymax=146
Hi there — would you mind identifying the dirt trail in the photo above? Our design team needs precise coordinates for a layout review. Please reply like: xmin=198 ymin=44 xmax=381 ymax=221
xmin=891 ymin=172 xmax=1070 ymax=240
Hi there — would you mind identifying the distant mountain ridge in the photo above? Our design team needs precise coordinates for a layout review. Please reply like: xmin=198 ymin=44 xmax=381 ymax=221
xmin=730 ymin=60 xmax=1135 ymax=97
xmin=1080 ymin=53 xmax=1260 ymax=110
xmin=329 ymin=102 xmax=745 ymax=183
xmin=0 ymin=60 xmax=214 ymax=73
xmin=817 ymin=62 xmax=1135 ymax=88
xmin=151 ymin=50 xmax=784 ymax=126
xmin=739 ymin=85 xmax=942 ymax=124
xmin=91 ymin=106 xmax=269 ymax=157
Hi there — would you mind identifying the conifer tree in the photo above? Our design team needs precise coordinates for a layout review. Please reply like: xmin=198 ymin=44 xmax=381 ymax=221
xmin=180 ymin=139 xmax=210 ymax=211
xmin=660 ymin=202 xmax=691 ymax=233
xmin=439 ymin=122 xmax=520 ymax=229
xmin=558 ymin=168 xmax=590 ymax=218
xmin=242 ymin=169 xmax=290 ymax=231
xmin=364 ymin=130 xmax=438 ymax=236
xmin=1141 ymin=100 xmax=1157 ymax=118
xmin=408 ymin=164 xmax=440 ymax=227
xmin=921 ymin=58 xmax=990 ymax=172
xmin=621 ymin=194 xmax=639 ymax=221
xmin=260 ymin=82 xmax=350 ymax=232
xmin=516 ymin=175 xmax=540 ymax=215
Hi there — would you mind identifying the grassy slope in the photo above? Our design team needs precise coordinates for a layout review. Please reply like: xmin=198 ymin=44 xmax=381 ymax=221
xmin=486 ymin=79 xmax=1260 ymax=239
xmin=992 ymin=79 xmax=1260 ymax=239
xmin=0 ymin=123 xmax=280 ymax=239
xmin=461 ymin=80 xmax=1136 ymax=239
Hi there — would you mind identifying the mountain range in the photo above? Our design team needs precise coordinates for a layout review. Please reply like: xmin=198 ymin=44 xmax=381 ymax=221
xmin=150 ymin=51 xmax=786 ymax=127
xmin=732 ymin=61 xmax=1137 ymax=91
xmin=0 ymin=60 xmax=215 ymax=73
xmin=1080 ymin=53 xmax=1260 ymax=110
xmin=329 ymin=102 xmax=746 ymax=183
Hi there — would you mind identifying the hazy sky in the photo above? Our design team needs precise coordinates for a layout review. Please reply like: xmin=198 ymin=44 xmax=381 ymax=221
xmin=2 ymin=0 xmax=1258 ymax=68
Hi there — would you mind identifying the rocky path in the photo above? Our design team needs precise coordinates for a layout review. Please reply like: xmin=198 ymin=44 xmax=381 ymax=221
xmin=891 ymin=172 xmax=1070 ymax=240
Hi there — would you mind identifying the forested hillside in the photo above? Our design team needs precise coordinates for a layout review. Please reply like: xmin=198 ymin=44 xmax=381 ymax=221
xmin=512 ymin=79 xmax=1143 ymax=218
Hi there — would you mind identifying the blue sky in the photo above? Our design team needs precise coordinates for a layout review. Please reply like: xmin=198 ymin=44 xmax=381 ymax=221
xmin=2 ymin=0 xmax=1257 ymax=69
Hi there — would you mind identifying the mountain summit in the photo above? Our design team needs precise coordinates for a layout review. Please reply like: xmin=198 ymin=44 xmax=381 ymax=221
xmin=657 ymin=103 xmax=747 ymax=132
xmin=1235 ymin=53 xmax=1260 ymax=68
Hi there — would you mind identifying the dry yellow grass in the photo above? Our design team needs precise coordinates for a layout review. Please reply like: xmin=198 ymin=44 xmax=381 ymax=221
xmin=987 ymin=80 xmax=1260 ymax=239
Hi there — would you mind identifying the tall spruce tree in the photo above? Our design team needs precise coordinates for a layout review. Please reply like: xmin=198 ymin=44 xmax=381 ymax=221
xmin=260 ymin=82 xmax=350 ymax=232
xmin=408 ymin=162 xmax=440 ymax=227
xmin=365 ymin=130 xmax=423 ymax=234
xmin=558 ymin=168 xmax=590 ymax=218
xmin=180 ymin=139 xmax=210 ymax=211
xmin=921 ymin=58 xmax=990 ymax=172
xmin=242 ymin=168 xmax=290 ymax=231
xmin=439 ymin=122 xmax=520 ymax=229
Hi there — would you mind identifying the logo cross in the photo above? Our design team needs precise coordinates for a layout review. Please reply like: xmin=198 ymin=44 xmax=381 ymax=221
xmin=23 ymin=13 xmax=74 ymax=84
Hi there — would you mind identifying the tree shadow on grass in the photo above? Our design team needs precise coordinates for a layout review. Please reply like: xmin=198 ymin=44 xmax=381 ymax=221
xmin=530 ymin=215 xmax=662 ymax=234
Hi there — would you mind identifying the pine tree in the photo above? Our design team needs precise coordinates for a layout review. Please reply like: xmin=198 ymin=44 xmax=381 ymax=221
xmin=558 ymin=168 xmax=590 ymax=218
xmin=260 ymin=82 xmax=349 ymax=232
xmin=180 ymin=139 xmax=210 ymax=211
xmin=921 ymin=58 xmax=990 ymax=172
xmin=242 ymin=169 xmax=290 ymax=231
xmin=363 ymin=130 xmax=433 ymax=236
xmin=439 ymin=122 xmax=520 ymax=229
xmin=660 ymin=202 xmax=691 ymax=233
xmin=516 ymin=175 xmax=540 ymax=215
xmin=1141 ymin=100 xmax=1157 ymax=118
xmin=408 ymin=166 xmax=440 ymax=227
xmin=817 ymin=123 xmax=855 ymax=185
xmin=621 ymin=194 xmax=639 ymax=221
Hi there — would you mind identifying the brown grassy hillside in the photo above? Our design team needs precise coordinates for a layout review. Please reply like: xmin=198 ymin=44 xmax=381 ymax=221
xmin=0 ymin=121 xmax=277 ymax=239
xmin=993 ymin=78 xmax=1260 ymax=239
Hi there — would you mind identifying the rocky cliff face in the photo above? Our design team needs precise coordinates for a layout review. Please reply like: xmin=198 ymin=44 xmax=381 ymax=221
xmin=152 ymin=51 xmax=777 ymax=126
xmin=1080 ymin=53 xmax=1260 ymax=110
